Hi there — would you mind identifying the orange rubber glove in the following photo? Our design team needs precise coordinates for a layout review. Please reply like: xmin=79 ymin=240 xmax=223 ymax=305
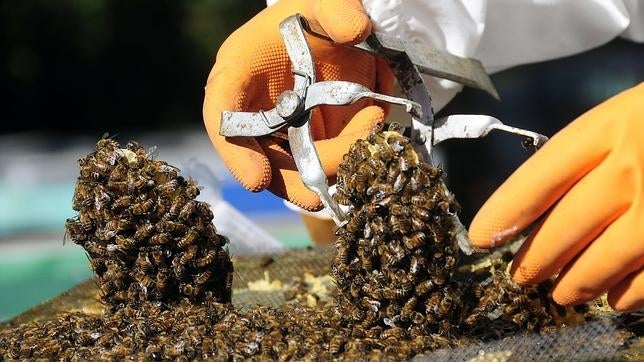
xmin=469 ymin=82 xmax=644 ymax=311
xmin=203 ymin=0 xmax=394 ymax=211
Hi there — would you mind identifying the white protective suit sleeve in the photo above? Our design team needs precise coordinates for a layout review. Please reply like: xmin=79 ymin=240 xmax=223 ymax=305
xmin=268 ymin=0 xmax=643 ymax=110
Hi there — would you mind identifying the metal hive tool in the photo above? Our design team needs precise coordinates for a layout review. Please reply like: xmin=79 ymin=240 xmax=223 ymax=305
xmin=219 ymin=14 xmax=548 ymax=242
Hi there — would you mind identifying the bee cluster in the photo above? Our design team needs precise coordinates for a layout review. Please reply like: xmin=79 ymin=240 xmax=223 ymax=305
xmin=0 ymin=292 xmax=454 ymax=360
xmin=461 ymin=254 xmax=589 ymax=338
xmin=64 ymin=139 xmax=233 ymax=306
xmin=332 ymin=125 xmax=464 ymax=337
xmin=0 ymin=133 xmax=597 ymax=361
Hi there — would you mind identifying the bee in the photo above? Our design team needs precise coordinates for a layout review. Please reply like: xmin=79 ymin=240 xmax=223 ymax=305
xmin=186 ymin=178 xmax=203 ymax=199
xmin=149 ymin=232 xmax=170 ymax=245
xmin=437 ymin=294 xmax=454 ymax=317
xmin=128 ymin=173 xmax=153 ymax=192
xmin=412 ymin=207 xmax=432 ymax=221
xmin=194 ymin=269 xmax=212 ymax=285
xmin=131 ymin=198 xmax=155 ymax=215
xmin=196 ymin=250 xmax=217 ymax=268
xmin=328 ymin=335 xmax=344 ymax=355
xmin=106 ymin=219 xmax=131 ymax=233
xmin=361 ymin=297 xmax=381 ymax=312
xmin=157 ymin=179 xmax=179 ymax=195
xmin=180 ymin=282 xmax=200 ymax=297
xmin=444 ymin=255 xmax=457 ymax=270
xmin=135 ymin=252 xmax=153 ymax=273
xmin=156 ymin=162 xmax=180 ymax=179
xmin=178 ymin=227 xmax=199 ymax=249
xmin=335 ymin=245 xmax=349 ymax=265
xmin=195 ymin=201 xmax=214 ymax=220
xmin=404 ymin=232 xmax=427 ymax=250
xmin=424 ymin=291 xmax=442 ymax=314
xmin=427 ymin=223 xmax=446 ymax=243
xmin=108 ymin=162 xmax=128 ymax=181
xmin=134 ymin=223 xmax=155 ymax=241
xmin=179 ymin=200 xmax=197 ymax=220
xmin=158 ymin=220 xmax=187 ymax=234
xmin=179 ymin=245 xmax=198 ymax=265
xmin=93 ymin=186 xmax=111 ymax=210
xmin=111 ymin=195 xmax=133 ymax=211
xmin=106 ymin=179 xmax=129 ymax=194
xmin=511 ymin=310 xmax=530 ymax=326
xmin=393 ymin=172 xmax=408 ymax=193
xmin=96 ymin=228 xmax=116 ymax=241
xmin=389 ymin=215 xmax=411 ymax=234
xmin=381 ymin=327 xmax=405 ymax=340
xmin=77 ymin=212 xmax=94 ymax=232
xmin=115 ymin=235 xmax=136 ymax=250
xmin=205 ymin=223 xmax=219 ymax=241
xmin=153 ymin=268 xmax=169 ymax=292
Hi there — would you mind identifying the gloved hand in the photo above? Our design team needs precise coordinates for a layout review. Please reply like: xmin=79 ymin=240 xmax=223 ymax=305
xmin=469 ymin=83 xmax=644 ymax=311
xmin=203 ymin=0 xmax=394 ymax=211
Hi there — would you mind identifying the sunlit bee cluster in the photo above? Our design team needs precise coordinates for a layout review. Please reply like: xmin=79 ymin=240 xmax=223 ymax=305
xmin=333 ymin=125 xmax=463 ymax=338
xmin=65 ymin=138 xmax=233 ymax=307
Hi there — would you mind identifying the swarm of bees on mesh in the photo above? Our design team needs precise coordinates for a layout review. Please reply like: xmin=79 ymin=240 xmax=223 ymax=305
xmin=331 ymin=124 xmax=590 ymax=342
xmin=0 ymin=294 xmax=454 ymax=361
xmin=332 ymin=124 xmax=464 ymax=338
xmin=0 ymin=131 xmax=595 ymax=361
xmin=64 ymin=138 xmax=233 ymax=306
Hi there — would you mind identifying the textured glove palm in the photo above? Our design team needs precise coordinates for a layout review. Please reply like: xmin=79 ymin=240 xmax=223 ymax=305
xmin=203 ymin=0 xmax=394 ymax=211
xmin=469 ymin=83 xmax=644 ymax=311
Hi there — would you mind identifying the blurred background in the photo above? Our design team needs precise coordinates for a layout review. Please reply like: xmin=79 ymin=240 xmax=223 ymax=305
xmin=1 ymin=0 xmax=643 ymax=321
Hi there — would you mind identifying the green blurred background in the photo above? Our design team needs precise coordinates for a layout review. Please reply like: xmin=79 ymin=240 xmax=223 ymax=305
xmin=1 ymin=1 xmax=643 ymax=321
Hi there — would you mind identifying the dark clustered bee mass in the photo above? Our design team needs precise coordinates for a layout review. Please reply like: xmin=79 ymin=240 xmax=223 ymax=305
xmin=64 ymin=138 xmax=233 ymax=306
xmin=332 ymin=124 xmax=464 ymax=338
xmin=0 ymin=131 xmax=596 ymax=361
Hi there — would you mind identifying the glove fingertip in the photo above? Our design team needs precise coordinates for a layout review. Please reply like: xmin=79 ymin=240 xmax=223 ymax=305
xmin=315 ymin=0 xmax=372 ymax=45
xmin=468 ymin=211 xmax=518 ymax=249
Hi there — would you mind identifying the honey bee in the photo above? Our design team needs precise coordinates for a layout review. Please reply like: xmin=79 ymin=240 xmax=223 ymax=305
xmin=381 ymin=327 xmax=405 ymax=340
xmin=96 ymin=228 xmax=116 ymax=241
xmin=194 ymin=269 xmax=212 ymax=285
xmin=106 ymin=219 xmax=132 ymax=233
xmin=328 ymin=335 xmax=344 ymax=355
xmin=404 ymin=232 xmax=427 ymax=250
xmin=111 ymin=195 xmax=133 ymax=211
xmin=131 ymin=198 xmax=155 ymax=215
xmin=437 ymin=294 xmax=454 ymax=317
xmin=93 ymin=186 xmax=111 ymax=211
xmin=178 ymin=227 xmax=199 ymax=249
xmin=134 ymin=223 xmax=155 ymax=241
xmin=115 ymin=235 xmax=136 ymax=250
xmin=179 ymin=245 xmax=198 ymax=265
xmin=179 ymin=200 xmax=197 ymax=220
xmin=195 ymin=201 xmax=214 ymax=221
xmin=444 ymin=255 xmax=457 ymax=270
xmin=156 ymin=268 xmax=169 ymax=291
xmin=155 ymin=161 xmax=180 ymax=179
xmin=186 ymin=178 xmax=203 ymax=199
xmin=511 ymin=310 xmax=530 ymax=326
xmin=180 ymin=282 xmax=200 ymax=297
xmin=149 ymin=232 xmax=170 ymax=245
xmin=158 ymin=220 xmax=187 ymax=234
xmin=157 ymin=179 xmax=179 ymax=195
xmin=335 ymin=245 xmax=349 ymax=265
xmin=393 ymin=172 xmax=408 ymax=193
xmin=196 ymin=250 xmax=216 ymax=268
xmin=135 ymin=252 xmax=153 ymax=273
xmin=133 ymin=173 xmax=155 ymax=192
xmin=106 ymin=180 xmax=129 ymax=194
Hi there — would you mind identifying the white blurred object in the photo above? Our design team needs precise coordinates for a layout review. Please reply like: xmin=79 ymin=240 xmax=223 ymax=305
xmin=183 ymin=159 xmax=286 ymax=256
